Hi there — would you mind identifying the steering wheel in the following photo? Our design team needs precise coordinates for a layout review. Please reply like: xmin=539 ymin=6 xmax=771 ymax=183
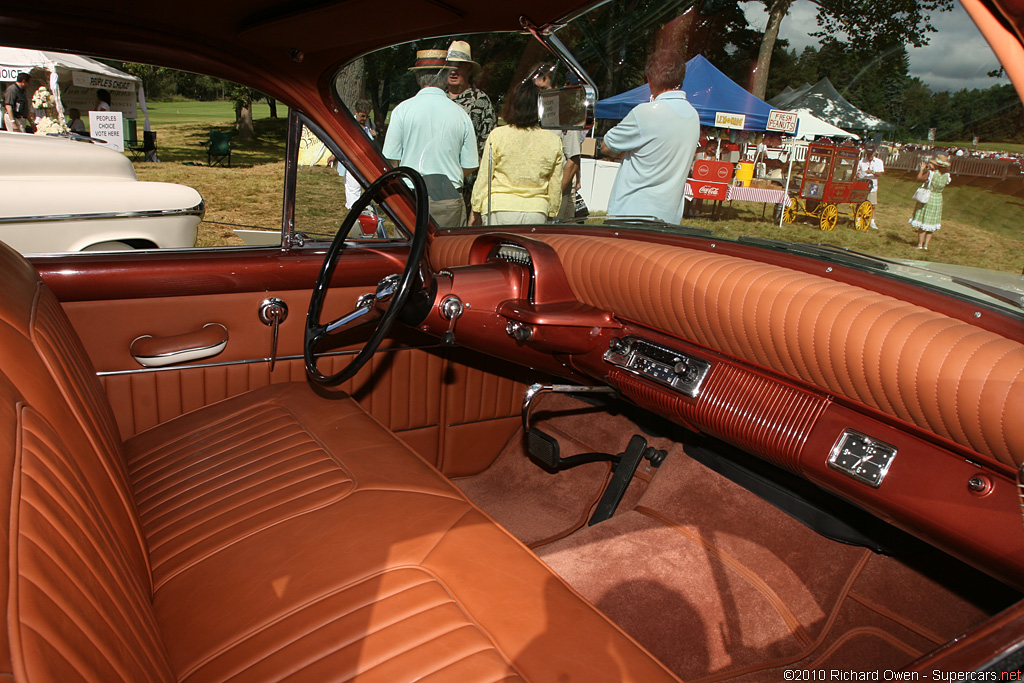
xmin=305 ymin=167 xmax=430 ymax=386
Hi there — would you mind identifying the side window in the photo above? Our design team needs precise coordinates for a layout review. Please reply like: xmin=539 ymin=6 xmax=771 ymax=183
xmin=293 ymin=124 xmax=398 ymax=242
xmin=1 ymin=54 xmax=287 ymax=255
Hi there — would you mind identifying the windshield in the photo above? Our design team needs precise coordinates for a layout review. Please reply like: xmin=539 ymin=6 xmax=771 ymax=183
xmin=335 ymin=0 xmax=1024 ymax=314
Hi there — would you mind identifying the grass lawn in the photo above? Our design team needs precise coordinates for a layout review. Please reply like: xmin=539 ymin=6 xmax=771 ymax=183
xmin=143 ymin=100 xmax=283 ymax=126
xmin=129 ymin=112 xmax=1024 ymax=272
xmin=131 ymin=114 xmax=289 ymax=247
xmin=674 ymin=171 xmax=1024 ymax=273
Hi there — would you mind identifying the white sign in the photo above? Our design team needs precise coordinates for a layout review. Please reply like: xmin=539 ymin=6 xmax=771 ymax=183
xmin=767 ymin=109 xmax=798 ymax=134
xmin=715 ymin=112 xmax=746 ymax=130
xmin=72 ymin=70 xmax=135 ymax=92
xmin=539 ymin=92 xmax=560 ymax=129
xmin=89 ymin=110 xmax=124 ymax=151
xmin=0 ymin=66 xmax=28 ymax=82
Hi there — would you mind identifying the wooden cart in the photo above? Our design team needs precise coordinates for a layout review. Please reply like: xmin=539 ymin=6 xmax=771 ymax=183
xmin=782 ymin=143 xmax=874 ymax=231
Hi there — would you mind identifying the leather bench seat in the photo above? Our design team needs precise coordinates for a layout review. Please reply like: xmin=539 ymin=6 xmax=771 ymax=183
xmin=0 ymin=242 xmax=679 ymax=683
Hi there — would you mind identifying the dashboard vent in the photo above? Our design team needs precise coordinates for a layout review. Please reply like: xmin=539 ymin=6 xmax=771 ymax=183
xmin=610 ymin=363 xmax=827 ymax=473
xmin=493 ymin=242 xmax=532 ymax=266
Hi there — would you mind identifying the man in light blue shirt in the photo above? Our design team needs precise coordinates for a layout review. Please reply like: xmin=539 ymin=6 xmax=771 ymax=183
xmin=601 ymin=50 xmax=700 ymax=224
xmin=383 ymin=48 xmax=478 ymax=226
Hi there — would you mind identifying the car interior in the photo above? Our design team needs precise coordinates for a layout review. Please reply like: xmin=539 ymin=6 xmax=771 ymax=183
xmin=0 ymin=0 xmax=1023 ymax=681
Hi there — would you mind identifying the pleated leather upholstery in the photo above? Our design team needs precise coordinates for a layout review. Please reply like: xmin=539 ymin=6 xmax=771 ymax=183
xmin=0 ymin=240 xmax=680 ymax=682
xmin=431 ymin=233 xmax=1024 ymax=467
xmin=0 ymin=251 xmax=151 ymax=590
xmin=9 ymin=399 xmax=175 ymax=682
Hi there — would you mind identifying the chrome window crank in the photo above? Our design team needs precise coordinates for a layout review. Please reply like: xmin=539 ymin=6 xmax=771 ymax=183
xmin=258 ymin=298 xmax=288 ymax=371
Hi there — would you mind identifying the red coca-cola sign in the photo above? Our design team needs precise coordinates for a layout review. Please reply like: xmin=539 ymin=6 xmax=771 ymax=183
xmin=687 ymin=180 xmax=729 ymax=201
xmin=692 ymin=160 xmax=734 ymax=182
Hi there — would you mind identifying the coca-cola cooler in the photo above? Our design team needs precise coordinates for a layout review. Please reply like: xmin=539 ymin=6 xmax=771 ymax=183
xmin=687 ymin=159 xmax=732 ymax=206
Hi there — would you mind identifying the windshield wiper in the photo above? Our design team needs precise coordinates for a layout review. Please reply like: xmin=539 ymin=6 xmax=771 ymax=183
xmin=740 ymin=237 xmax=1024 ymax=312
xmin=949 ymin=277 xmax=1024 ymax=310
xmin=569 ymin=215 xmax=713 ymax=237
xmin=737 ymin=237 xmax=889 ymax=272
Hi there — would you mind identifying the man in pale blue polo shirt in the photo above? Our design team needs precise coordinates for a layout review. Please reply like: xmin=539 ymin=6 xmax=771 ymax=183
xmin=601 ymin=50 xmax=700 ymax=225
xmin=382 ymin=48 xmax=479 ymax=226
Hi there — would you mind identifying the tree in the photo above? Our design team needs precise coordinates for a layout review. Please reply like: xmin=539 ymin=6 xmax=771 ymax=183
xmin=749 ymin=0 xmax=953 ymax=100
xmin=229 ymin=85 xmax=262 ymax=140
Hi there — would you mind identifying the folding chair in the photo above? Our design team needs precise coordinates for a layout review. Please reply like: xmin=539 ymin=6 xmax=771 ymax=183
xmin=203 ymin=130 xmax=237 ymax=167
xmin=128 ymin=131 xmax=157 ymax=162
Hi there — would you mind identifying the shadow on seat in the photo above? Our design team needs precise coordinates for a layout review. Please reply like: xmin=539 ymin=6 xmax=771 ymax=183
xmin=202 ymin=129 xmax=237 ymax=166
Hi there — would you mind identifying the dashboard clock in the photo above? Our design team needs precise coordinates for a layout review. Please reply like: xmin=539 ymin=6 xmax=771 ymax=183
xmin=827 ymin=430 xmax=897 ymax=488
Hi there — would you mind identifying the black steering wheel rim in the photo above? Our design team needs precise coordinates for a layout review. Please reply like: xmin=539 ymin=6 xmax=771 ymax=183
xmin=304 ymin=166 xmax=430 ymax=386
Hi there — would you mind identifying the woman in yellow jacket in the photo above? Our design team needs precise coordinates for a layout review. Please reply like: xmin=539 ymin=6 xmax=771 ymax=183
xmin=470 ymin=81 xmax=564 ymax=225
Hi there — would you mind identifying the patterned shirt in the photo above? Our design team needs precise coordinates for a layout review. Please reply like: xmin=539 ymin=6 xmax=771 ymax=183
xmin=451 ymin=87 xmax=496 ymax=157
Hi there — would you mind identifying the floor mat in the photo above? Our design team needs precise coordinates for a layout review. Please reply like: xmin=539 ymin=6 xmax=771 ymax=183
xmin=453 ymin=394 xmax=675 ymax=547
xmin=453 ymin=422 xmax=610 ymax=547
xmin=536 ymin=450 xmax=1004 ymax=681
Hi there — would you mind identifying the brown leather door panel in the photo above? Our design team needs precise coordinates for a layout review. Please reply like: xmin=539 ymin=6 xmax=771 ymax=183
xmin=61 ymin=286 xmax=537 ymax=473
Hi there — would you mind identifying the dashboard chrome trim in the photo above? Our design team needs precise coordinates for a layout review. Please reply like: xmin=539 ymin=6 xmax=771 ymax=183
xmin=603 ymin=335 xmax=711 ymax=398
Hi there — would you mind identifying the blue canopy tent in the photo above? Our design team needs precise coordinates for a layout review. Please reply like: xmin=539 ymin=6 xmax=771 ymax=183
xmin=594 ymin=55 xmax=776 ymax=131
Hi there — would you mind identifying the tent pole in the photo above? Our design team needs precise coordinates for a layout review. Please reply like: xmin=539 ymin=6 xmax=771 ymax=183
xmin=138 ymin=83 xmax=151 ymax=132
xmin=780 ymin=138 xmax=796 ymax=228
xmin=48 ymin=70 xmax=66 ymax=127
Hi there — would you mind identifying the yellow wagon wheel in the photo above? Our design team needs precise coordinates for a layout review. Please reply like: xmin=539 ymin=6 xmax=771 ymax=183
xmin=819 ymin=203 xmax=839 ymax=231
xmin=854 ymin=200 xmax=873 ymax=231
xmin=782 ymin=198 xmax=798 ymax=223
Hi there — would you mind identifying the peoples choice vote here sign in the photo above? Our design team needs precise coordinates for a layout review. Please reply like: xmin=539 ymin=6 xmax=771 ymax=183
xmin=89 ymin=110 xmax=124 ymax=151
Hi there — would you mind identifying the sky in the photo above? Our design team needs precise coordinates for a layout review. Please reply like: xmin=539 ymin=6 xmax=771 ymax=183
xmin=742 ymin=0 xmax=1011 ymax=93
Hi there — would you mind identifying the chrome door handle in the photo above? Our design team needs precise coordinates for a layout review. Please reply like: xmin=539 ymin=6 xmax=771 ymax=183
xmin=259 ymin=298 xmax=288 ymax=371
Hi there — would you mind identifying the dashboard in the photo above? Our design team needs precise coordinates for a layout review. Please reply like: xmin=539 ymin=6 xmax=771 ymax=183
xmin=422 ymin=231 xmax=1024 ymax=589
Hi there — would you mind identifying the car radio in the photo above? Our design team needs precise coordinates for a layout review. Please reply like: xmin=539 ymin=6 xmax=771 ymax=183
xmin=603 ymin=336 xmax=711 ymax=398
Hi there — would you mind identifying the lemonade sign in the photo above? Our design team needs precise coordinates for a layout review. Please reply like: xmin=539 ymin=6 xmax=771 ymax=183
xmin=714 ymin=112 xmax=746 ymax=130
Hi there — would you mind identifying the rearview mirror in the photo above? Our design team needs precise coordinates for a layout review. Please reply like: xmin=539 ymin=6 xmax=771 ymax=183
xmin=538 ymin=84 xmax=595 ymax=131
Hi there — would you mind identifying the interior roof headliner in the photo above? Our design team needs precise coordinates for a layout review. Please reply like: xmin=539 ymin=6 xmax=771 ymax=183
xmin=0 ymin=0 xmax=582 ymax=102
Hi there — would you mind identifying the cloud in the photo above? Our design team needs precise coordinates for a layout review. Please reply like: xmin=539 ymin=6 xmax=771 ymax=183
xmin=741 ymin=0 xmax=1009 ymax=93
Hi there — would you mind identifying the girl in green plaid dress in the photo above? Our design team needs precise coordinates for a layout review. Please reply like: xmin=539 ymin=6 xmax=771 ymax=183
xmin=910 ymin=154 xmax=951 ymax=250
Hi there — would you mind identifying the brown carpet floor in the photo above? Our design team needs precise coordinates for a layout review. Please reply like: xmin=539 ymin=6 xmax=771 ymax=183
xmin=454 ymin=398 xmax=1013 ymax=680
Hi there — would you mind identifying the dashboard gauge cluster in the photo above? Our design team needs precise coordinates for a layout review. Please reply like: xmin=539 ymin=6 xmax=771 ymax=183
xmin=603 ymin=336 xmax=711 ymax=398
xmin=492 ymin=242 xmax=533 ymax=266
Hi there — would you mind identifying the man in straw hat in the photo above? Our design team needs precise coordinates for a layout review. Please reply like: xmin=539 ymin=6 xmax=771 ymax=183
xmin=382 ymin=47 xmax=478 ymax=226
xmin=446 ymin=40 xmax=495 ymax=159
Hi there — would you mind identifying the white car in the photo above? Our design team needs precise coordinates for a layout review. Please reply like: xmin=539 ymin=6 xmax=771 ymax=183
xmin=0 ymin=131 xmax=202 ymax=253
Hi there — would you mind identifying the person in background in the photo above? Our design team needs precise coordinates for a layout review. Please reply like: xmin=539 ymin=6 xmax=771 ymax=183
xmin=67 ymin=108 xmax=86 ymax=134
xmin=446 ymin=41 xmax=494 ymax=159
xmin=532 ymin=63 xmax=585 ymax=222
xmin=3 ymin=72 xmax=34 ymax=133
xmin=95 ymin=88 xmax=112 ymax=111
xmin=352 ymin=99 xmax=377 ymax=142
xmin=342 ymin=99 xmax=378 ymax=210
xmin=910 ymin=153 xmax=951 ymax=251
xmin=856 ymin=146 xmax=884 ymax=229
xmin=446 ymin=40 xmax=495 ymax=213
xmin=382 ymin=48 xmax=478 ymax=227
xmin=470 ymin=80 xmax=563 ymax=226
xmin=600 ymin=49 xmax=699 ymax=224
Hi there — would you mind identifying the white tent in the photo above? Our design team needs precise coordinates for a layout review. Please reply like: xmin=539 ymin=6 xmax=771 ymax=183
xmin=0 ymin=47 xmax=150 ymax=131
xmin=792 ymin=109 xmax=859 ymax=141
